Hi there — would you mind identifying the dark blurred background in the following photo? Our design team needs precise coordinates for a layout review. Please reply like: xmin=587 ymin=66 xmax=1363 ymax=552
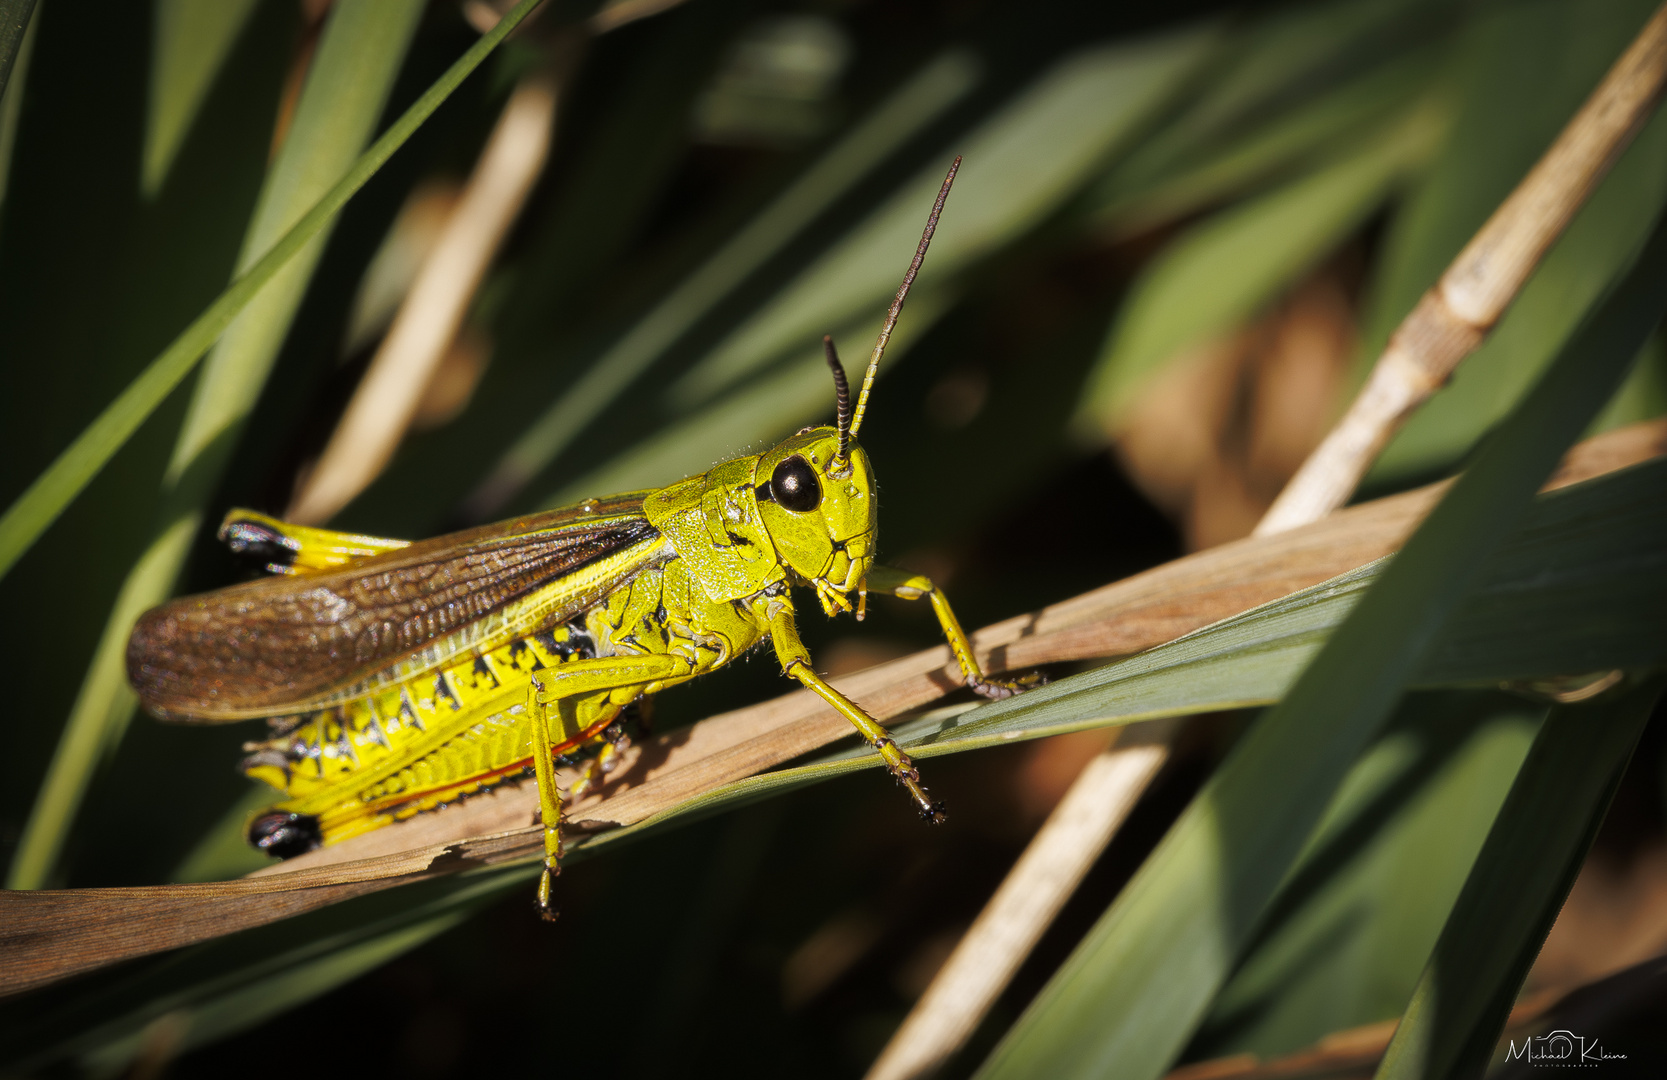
xmin=2 ymin=0 xmax=1664 ymax=1074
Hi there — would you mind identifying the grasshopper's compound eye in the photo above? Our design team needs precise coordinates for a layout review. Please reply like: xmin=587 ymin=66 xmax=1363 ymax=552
xmin=770 ymin=456 xmax=822 ymax=513
xmin=248 ymin=810 xmax=322 ymax=859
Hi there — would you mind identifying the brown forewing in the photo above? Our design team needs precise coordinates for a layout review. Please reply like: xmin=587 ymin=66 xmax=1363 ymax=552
xmin=127 ymin=494 xmax=659 ymax=721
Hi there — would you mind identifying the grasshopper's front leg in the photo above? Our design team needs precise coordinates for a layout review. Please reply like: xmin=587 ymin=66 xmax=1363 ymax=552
xmin=863 ymin=565 xmax=1037 ymax=700
xmin=767 ymin=599 xmax=945 ymax=823
xmin=527 ymin=653 xmax=692 ymax=920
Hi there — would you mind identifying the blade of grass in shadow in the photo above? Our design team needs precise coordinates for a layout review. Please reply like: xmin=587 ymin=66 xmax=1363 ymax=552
xmin=1077 ymin=100 xmax=1443 ymax=431
xmin=465 ymin=48 xmax=982 ymax=517
xmin=540 ymin=290 xmax=954 ymax=505
xmin=1374 ymin=675 xmax=1667 ymax=1080
xmin=528 ymin=30 xmax=1215 ymax=507
xmin=1100 ymin=0 xmax=1453 ymax=200
xmin=143 ymin=0 xmax=260 ymax=198
xmin=1189 ymin=690 xmax=1545 ymax=1060
xmin=1093 ymin=43 xmax=1442 ymax=236
xmin=973 ymin=185 xmax=1667 ymax=1080
xmin=670 ymin=31 xmax=1215 ymax=409
xmin=3 ymin=0 xmax=439 ymax=891
xmin=0 ymin=0 xmax=35 ymax=211
xmin=0 ymin=0 xmax=545 ymax=588
xmin=1193 ymin=443 xmax=1667 ymax=1055
xmin=0 ymin=0 xmax=34 ymax=103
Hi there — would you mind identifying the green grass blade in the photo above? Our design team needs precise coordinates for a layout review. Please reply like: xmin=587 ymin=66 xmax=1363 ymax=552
xmin=473 ymin=49 xmax=983 ymax=510
xmin=1094 ymin=44 xmax=1442 ymax=236
xmin=142 ymin=0 xmax=260 ymax=198
xmin=972 ymin=186 xmax=1667 ymax=1080
xmin=164 ymin=0 xmax=424 ymax=493
xmin=1103 ymin=0 xmax=1450 ymax=197
xmin=495 ymin=28 xmax=1214 ymax=513
xmin=0 ymin=0 xmax=545 ymax=587
xmin=1193 ymin=691 xmax=1545 ymax=1060
xmin=3 ymin=516 xmax=197 ymax=891
xmin=1375 ymin=676 xmax=1666 ymax=1080
xmin=1077 ymin=102 xmax=1442 ymax=430
xmin=2 ymin=0 xmax=494 ymax=892
xmin=539 ymin=289 xmax=955 ymax=505
xmin=1590 ymin=331 xmax=1667 ymax=435
xmin=0 ymin=0 xmax=34 ymax=103
xmin=0 ymin=0 xmax=35 ymax=212
xmin=670 ymin=31 xmax=1214 ymax=408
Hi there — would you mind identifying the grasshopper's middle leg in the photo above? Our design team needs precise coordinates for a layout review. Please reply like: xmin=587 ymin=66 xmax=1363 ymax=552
xmin=526 ymin=653 xmax=691 ymax=920
xmin=863 ymin=565 xmax=1038 ymax=700
xmin=568 ymin=718 xmax=632 ymax=801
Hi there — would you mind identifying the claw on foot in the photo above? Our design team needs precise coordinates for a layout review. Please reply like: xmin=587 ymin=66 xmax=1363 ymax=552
xmin=968 ymin=670 xmax=1047 ymax=701
xmin=885 ymin=752 xmax=945 ymax=825
xmin=537 ymin=867 xmax=561 ymax=922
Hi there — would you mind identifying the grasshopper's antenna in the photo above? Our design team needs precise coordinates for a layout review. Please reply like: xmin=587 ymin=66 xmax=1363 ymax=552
xmin=847 ymin=156 xmax=960 ymax=444
xmin=824 ymin=335 xmax=851 ymax=458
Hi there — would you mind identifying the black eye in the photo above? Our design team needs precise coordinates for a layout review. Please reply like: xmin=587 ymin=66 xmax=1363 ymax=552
xmin=769 ymin=456 xmax=822 ymax=513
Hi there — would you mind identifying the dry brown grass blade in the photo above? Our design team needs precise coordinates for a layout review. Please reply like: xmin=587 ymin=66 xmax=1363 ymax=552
xmin=0 ymin=422 xmax=1660 ymax=1001
xmin=1255 ymin=0 xmax=1667 ymax=536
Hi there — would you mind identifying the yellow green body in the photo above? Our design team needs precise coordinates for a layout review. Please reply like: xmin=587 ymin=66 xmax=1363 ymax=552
xmin=218 ymin=431 xmax=1005 ymax=906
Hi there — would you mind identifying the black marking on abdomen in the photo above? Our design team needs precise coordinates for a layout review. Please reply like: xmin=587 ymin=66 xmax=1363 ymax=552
xmin=509 ymin=638 xmax=544 ymax=670
xmin=365 ymin=698 xmax=391 ymax=747
xmin=399 ymin=687 xmax=424 ymax=731
xmin=434 ymin=671 xmax=462 ymax=711
xmin=535 ymin=624 xmax=596 ymax=661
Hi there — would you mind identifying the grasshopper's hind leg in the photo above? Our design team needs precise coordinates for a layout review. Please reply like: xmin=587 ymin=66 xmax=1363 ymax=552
xmin=527 ymin=674 xmax=568 ymax=921
xmin=525 ymin=654 xmax=692 ymax=919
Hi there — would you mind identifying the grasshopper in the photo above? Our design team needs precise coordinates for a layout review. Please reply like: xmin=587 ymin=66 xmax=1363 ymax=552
xmin=127 ymin=158 xmax=1026 ymax=917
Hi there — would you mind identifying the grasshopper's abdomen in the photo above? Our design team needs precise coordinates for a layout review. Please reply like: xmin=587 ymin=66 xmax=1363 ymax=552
xmin=242 ymin=623 xmax=619 ymax=847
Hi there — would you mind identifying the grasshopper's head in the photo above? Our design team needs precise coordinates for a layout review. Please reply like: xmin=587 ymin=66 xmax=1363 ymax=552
xmin=756 ymin=426 xmax=876 ymax=617
xmin=757 ymin=156 xmax=959 ymax=618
